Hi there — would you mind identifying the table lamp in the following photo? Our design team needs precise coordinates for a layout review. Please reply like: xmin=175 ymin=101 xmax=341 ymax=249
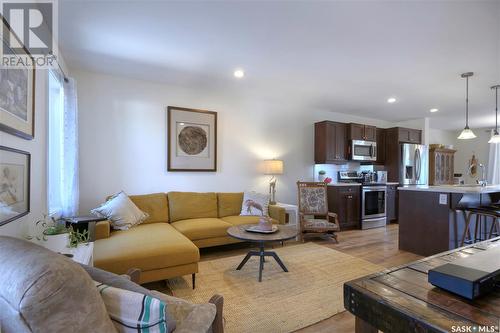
xmin=262 ymin=159 xmax=284 ymax=205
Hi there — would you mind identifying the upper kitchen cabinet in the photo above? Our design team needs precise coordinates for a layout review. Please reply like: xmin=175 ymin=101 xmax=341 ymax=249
xmin=315 ymin=121 xmax=347 ymax=163
xmin=348 ymin=123 xmax=377 ymax=141
xmin=375 ymin=128 xmax=386 ymax=164
xmin=397 ymin=127 xmax=422 ymax=144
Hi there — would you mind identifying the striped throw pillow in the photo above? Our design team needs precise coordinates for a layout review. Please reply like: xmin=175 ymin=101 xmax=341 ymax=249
xmin=94 ymin=281 xmax=169 ymax=333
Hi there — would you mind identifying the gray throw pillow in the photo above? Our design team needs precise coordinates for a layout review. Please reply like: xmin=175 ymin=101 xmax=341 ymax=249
xmin=91 ymin=191 xmax=149 ymax=230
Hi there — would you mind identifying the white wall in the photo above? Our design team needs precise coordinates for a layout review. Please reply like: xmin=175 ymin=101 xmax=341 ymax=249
xmin=428 ymin=128 xmax=457 ymax=146
xmin=0 ymin=70 xmax=48 ymax=238
xmin=75 ymin=70 xmax=399 ymax=212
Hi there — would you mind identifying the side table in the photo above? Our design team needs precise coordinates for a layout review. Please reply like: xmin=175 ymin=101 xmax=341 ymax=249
xmin=276 ymin=203 xmax=299 ymax=238
xmin=63 ymin=215 xmax=107 ymax=235
xmin=67 ymin=242 xmax=94 ymax=266
xmin=39 ymin=238 xmax=94 ymax=266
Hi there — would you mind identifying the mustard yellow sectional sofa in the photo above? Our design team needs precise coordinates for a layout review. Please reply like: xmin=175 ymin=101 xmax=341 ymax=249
xmin=94 ymin=192 xmax=286 ymax=284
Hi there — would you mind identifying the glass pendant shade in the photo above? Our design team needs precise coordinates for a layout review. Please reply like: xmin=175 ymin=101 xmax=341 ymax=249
xmin=458 ymin=127 xmax=477 ymax=140
xmin=488 ymin=132 xmax=500 ymax=143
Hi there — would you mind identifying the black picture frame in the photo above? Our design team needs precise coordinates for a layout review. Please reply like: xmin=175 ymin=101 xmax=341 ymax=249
xmin=0 ymin=145 xmax=30 ymax=226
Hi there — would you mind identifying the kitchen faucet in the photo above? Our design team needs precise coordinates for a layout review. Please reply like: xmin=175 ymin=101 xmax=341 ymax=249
xmin=477 ymin=164 xmax=488 ymax=187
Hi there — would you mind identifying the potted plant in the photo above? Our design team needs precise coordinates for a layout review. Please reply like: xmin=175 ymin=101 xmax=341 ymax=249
xmin=28 ymin=215 xmax=89 ymax=251
xmin=318 ymin=170 xmax=327 ymax=182
xmin=29 ymin=214 xmax=70 ymax=252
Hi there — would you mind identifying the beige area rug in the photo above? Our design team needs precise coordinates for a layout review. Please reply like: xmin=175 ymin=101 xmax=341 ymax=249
xmin=167 ymin=243 xmax=383 ymax=333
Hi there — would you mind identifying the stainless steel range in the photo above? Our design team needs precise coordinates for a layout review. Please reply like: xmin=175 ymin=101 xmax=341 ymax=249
xmin=338 ymin=171 xmax=387 ymax=230
xmin=361 ymin=185 xmax=387 ymax=229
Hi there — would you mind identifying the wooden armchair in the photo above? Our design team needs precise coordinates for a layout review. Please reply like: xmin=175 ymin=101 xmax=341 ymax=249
xmin=296 ymin=181 xmax=340 ymax=242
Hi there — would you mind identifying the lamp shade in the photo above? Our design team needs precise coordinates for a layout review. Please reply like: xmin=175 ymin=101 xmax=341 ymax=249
xmin=262 ymin=159 xmax=284 ymax=175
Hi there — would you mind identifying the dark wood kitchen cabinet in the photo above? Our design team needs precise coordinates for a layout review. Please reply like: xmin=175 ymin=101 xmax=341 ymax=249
xmin=315 ymin=121 xmax=347 ymax=163
xmin=375 ymin=128 xmax=386 ymax=164
xmin=327 ymin=185 xmax=360 ymax=230
xmin=348 ymin=123 xmax=376 ymax=141
xmin=397 ymin=127 xmax=422 ymax=144
xmin=386 ymin=184 xmax=398 ymax=222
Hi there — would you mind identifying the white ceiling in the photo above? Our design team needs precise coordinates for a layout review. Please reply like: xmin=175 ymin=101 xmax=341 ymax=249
xmin=59 ymin=0 xmax=500 ymax=130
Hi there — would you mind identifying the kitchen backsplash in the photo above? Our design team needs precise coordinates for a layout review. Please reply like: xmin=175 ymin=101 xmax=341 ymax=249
xmin=313 ymin=163 xmax=386 ymax=182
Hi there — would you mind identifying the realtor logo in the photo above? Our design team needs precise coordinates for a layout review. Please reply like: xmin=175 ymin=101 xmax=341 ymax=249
xmin=1 ymin=0 xmax=57 ymax=68
xmin=3 ymin=1 xmax=53 ymax=54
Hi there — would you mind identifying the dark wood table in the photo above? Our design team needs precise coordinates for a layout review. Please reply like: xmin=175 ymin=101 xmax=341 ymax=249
xmin=227 ymin=224 xmax=298 ymax=282
xmin=344 ymin=236 xmax=500 ymax=333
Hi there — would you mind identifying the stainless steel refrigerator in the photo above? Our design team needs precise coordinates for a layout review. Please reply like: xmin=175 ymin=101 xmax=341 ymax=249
xmin=400 ymin=144 xmax=428 ymax=185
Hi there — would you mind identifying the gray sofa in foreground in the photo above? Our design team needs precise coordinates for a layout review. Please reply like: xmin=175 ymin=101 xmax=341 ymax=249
xmin=0 ymin=236 xmax=223 ymax=333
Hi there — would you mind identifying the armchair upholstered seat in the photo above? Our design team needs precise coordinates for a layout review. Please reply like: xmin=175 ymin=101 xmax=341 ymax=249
xmin=302 ymin=218 xmax=339 ymax=230
xmin=297 ymin=182 xmax=340 ymax=242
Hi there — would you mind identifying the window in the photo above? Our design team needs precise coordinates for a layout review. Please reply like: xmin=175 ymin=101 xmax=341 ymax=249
xmin=47 ymin=70 xmax=79 ymax=217
xmin=48 ymin=70 xmax=64 ymax=216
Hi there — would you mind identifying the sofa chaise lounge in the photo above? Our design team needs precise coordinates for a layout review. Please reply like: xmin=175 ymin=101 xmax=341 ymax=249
xmin=94 ymin=192 xmax=286 ymax=284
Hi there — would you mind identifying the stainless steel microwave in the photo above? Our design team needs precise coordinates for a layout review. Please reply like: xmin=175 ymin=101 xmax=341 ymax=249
xmin=350 ymin=140 xmax=377 ymax=161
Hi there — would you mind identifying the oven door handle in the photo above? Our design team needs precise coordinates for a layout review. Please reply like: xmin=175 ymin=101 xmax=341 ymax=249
xmin=363 ymin=186 xmax=387 ymax=192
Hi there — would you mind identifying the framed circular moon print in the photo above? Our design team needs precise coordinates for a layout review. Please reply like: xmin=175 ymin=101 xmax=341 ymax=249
xmin=167 ymin=106 xmax=217 ymax=171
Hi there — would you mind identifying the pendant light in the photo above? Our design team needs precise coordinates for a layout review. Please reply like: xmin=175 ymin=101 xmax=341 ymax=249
xmin=488 ymin=85 xmax=500 ymax=144
xmin=457 ymin=72 xmax=477 ymax=140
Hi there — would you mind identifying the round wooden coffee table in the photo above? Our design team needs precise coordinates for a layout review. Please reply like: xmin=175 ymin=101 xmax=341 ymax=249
xmin=227 ymin=224 xmax=298 ymax=282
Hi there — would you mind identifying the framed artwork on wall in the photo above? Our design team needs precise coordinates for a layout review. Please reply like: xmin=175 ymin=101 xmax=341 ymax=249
xmin=0 ymin=17 xmax=36 ymax=140
xmin=0 ymin=146 xmax=30 ymax=226
xmin=167 ymin=106 xmax=217 ymax=171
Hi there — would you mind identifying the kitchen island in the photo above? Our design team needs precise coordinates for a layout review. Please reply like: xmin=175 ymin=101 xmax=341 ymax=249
xmin=397 ymin=185 xmax=500 ymax=256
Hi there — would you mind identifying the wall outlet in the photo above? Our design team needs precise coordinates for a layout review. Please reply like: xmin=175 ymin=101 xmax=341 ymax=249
xmin=439 ymin=194 xmax=448 ymax=205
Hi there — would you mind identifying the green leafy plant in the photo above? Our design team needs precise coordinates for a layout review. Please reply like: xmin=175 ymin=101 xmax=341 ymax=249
xmin=43 ymin=224 xmax=69 ymax=236
xmin=68 ymin=227 xmax=89 ymax=248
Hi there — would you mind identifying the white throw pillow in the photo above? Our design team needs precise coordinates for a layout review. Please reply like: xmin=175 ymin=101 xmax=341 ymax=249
xmin=94 ymin=280 xmax=170 ymax=333
xmin=91 ymin=191 xmax=149 ymax=230
xmin=240 ymin=191 xmax=269 ymax=217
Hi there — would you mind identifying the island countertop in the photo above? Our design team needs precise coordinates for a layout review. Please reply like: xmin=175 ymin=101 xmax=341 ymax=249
xmin=397 ymin=184 xmax=500 ymax=194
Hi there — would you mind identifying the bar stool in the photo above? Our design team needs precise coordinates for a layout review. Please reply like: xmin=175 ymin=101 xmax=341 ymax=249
xmin=460 ymin=206 xmax=500 ymax=246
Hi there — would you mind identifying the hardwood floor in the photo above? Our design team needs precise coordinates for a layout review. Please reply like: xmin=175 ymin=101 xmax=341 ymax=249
xmin=199 ymin=223 xmax=421 ymax=333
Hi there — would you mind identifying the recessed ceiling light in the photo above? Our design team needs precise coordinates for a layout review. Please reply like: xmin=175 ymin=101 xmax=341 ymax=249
xmin=387 ymin=97 xmax=397 ymax=103
xmin=233 ymin=69 xmax=245 ymax=78
xmin=430 ymin=108 xmax=439 ymax=113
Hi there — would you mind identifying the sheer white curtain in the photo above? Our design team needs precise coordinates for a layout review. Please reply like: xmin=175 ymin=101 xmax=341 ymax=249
xmin=487 ymin=130 xmax=500 ymax=185
xmin=48 ymin=71 xmax=79 ymax=217
xmin=61 ymin=77 xmax=79 ymax=216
